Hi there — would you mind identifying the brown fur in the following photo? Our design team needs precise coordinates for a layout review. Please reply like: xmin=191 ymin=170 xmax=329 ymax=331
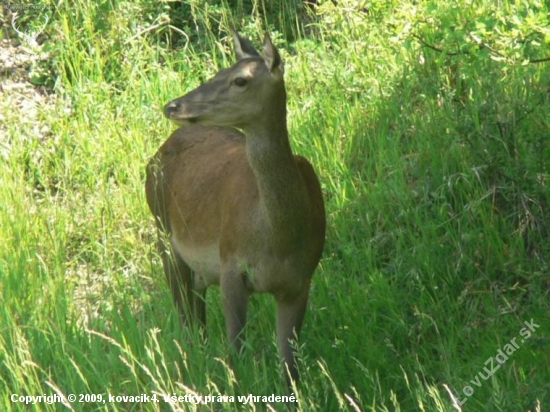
xmin=145 ymin=31 xmax=326 ymax=386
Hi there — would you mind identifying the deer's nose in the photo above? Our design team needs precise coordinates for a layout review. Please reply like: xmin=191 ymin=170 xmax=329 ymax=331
xmin=164 ymin=101 xmax=180 ymax=118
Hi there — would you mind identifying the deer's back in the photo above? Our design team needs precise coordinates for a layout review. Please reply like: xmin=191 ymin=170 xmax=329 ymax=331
xmin=146 ymin=124 xmax=255 ymax=240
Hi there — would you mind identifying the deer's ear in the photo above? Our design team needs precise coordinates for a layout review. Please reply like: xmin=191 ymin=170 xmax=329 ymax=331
xmin=262 ymin=33 xmax=283 ymax=74
xmin=230 ymin=28 xmax=260 ymax=60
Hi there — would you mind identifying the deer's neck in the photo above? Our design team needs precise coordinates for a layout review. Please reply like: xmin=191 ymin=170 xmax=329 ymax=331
xmin=244 ymin=113 xmax=309 ymax=242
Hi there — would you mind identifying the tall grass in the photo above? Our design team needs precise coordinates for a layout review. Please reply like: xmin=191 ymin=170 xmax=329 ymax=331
xmin=1 ymin=0 xmax=548 ymax=410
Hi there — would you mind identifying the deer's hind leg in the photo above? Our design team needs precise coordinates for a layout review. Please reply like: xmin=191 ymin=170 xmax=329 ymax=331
xmin=146 ymin=158 xmax=206 ymax=328
xmin=158 ymin=234 xmax=206 ymax=327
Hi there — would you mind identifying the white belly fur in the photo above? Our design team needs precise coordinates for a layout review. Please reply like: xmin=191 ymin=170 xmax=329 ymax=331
xmin=170 ymin=234 xmax=221 ymax=290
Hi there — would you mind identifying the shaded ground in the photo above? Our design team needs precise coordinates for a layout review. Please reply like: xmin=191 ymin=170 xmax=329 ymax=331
xmin=0 ymin=38 xmax=56 ymax=142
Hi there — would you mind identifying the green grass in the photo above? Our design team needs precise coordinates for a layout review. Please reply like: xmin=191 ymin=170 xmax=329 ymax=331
xmin=1 ymin=0 xmax=549 ymax=410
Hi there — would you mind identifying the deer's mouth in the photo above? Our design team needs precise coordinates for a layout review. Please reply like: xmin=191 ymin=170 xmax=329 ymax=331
xmin=171 ymin=116 xmax=199 ymax=126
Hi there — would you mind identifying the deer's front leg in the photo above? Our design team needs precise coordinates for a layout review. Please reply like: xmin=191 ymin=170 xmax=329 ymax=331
xmin=276 ymin=279 xmax=311 ymax=386
xmin=221 ymin=267 xmax=250 ymax=356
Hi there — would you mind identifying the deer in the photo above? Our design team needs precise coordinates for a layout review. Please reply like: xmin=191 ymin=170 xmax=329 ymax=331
xmin=145 ymin=29 xmax=326 ymax=387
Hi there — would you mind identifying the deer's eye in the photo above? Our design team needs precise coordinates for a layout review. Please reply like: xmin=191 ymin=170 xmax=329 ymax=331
xmin=233 ymin=77 xmax=248 ymax=87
